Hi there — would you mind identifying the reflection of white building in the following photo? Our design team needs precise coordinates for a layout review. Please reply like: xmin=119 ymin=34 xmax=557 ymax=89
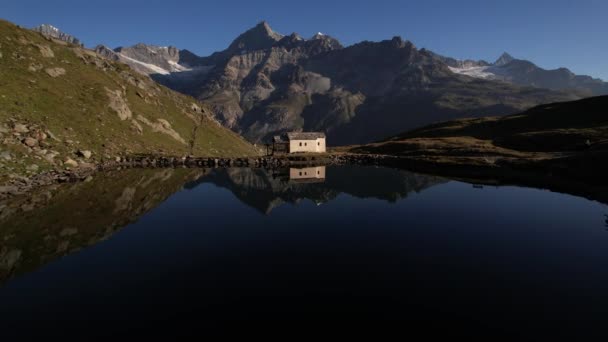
xmin=289 ymin=166 xmax=326 ymax=183
xmin=272 ymin=132 xmax=326 ymax=154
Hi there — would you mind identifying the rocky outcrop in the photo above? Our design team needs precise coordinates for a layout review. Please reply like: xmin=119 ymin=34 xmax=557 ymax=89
xmin=136 ymin=115 xmax=186 ymax=144
xmin=32 ymin=24 xmax=83 ymax=46
xmin=44 ymin=67 xmax=65 ymax=77
xmin=105 ymin=87 xmax=132 ymax=120
xmin=36 ymin=44 xmax=54 ymax=58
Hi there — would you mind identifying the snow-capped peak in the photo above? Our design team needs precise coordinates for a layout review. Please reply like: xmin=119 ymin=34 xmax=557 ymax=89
xmin=312 ymin=32 xmax=327 ymax=40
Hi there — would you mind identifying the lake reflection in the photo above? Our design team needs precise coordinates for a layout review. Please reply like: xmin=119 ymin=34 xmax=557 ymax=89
xmin=1 ymin=166 xmax=607 ymax=338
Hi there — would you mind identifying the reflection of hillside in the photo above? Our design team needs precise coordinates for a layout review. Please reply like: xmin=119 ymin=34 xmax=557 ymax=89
xmin=192 ymin=166 xmax=445 ymax=214
xmin=0 ymin=169 xmax=206 ymax=285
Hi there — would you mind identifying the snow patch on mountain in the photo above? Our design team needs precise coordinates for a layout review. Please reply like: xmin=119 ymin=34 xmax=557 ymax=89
xmin=168 ymin=60 xmax=191 ymax=72
xmin=119 ymin=54 xmax=171 ymax=75
xmin=448 ymin=65 xmax=497 ymax=80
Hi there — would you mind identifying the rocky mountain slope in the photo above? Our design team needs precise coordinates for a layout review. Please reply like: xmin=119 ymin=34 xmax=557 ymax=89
xmin=105 ymin=21 xmax=580 ymax=145
xmin=94 ymin=43 xmax=207 ymax=76
xmin=0 ymin=19 xmax=259 ymax=183
xmin=440 ymin=52 xmax=608 ymax=96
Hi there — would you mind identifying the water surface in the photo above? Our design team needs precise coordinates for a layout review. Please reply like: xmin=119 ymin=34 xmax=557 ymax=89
xmin=1 ymin=166 xmax=607 ymax=338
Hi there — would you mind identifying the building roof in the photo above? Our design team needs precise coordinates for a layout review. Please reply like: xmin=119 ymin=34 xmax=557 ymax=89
xmin=285 ymin=132 xmax=326 ymax=140
xmin=272 ymin=132 xmax=325 ymax=143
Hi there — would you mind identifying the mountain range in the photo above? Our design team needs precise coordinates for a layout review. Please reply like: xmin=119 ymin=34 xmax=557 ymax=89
xmin=82 ymin=21 xmax=608 ymax=145
xmin=20 ymin=21 xmax=608 ymax=146
xmin=435 ymin=52 xmax=608 ymax=96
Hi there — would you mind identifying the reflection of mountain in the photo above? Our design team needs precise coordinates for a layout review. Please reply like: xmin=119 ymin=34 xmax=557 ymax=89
xmin=0 ymin=166 xmax=442 ymax=285
xmin=0 ymin=168 xmax=206 ymax=285
xmin=187 ymin=166 xmax=444 ymax=214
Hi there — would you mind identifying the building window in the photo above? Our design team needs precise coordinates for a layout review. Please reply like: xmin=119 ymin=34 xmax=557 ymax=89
xmin=299 ymin=142 xmax=302 ymax=146
xmin=305 ymin=142 xmax=307 ymax=146
xmin=317 ymin=171 xmax=320 ymax=175
xmin=299 ymin=172 xmax=302 ymax=176
xmin=318 ymin=142 xmax=320 ymax=146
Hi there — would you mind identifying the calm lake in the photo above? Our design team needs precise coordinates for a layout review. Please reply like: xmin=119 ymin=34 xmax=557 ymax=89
xmin=1 ymin=166 xmax=607 ymax=338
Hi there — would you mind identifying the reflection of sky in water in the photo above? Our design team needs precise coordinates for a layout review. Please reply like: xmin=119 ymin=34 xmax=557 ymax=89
xmin=0 ymin=167 xmax=607 ymax=338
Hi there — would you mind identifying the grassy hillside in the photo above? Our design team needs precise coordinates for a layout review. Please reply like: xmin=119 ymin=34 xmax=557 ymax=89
xmin=353 ymin=96 xmax=608 ymax=156
xmin=339 ymin=96 xmax=608 ymax=204
xmin=0 ymin=19 xmax=259 ymax=182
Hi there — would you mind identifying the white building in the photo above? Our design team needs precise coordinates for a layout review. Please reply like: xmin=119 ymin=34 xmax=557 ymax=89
xmin=272 ymin=132 xmax=326 ymax=154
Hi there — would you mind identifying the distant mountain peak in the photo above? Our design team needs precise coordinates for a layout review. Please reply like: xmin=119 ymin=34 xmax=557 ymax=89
xmin=35 ymin=24 xmax=59 ymax=32
xmin=495 ymin=52 xmax=515 ymax=66
xmin=251 ymin=20 xmax=282 ymax=39
xmin=32 ymin=24 xmax=82 ymax=46
xmin=306 ymin=32 xmax=344 ymax=51
xmin=225 ymin=20 xmax=284 ymax=53
xmin=311 ymin=31 xmax=340 ymax=41
xmin=94 ymin=44 xmax=119 ymax=60
xmin=256 ymin=20 xmax=273 ymax=32
xmin=386 ymin=36 xmax=415 ymax=50
xmin=288 ymin=32 xmax=304 ymax=40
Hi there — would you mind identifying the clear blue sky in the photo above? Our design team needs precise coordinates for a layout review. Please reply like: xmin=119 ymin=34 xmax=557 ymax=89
xmin=2 ymin=0 xmax=607 ymax=80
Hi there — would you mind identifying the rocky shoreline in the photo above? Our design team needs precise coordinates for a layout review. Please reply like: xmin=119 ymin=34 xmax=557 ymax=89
xmin=0 ymin=153 xmax=392 ymax=197
xmin=2 ymin=152 xmax=608 ymax=206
